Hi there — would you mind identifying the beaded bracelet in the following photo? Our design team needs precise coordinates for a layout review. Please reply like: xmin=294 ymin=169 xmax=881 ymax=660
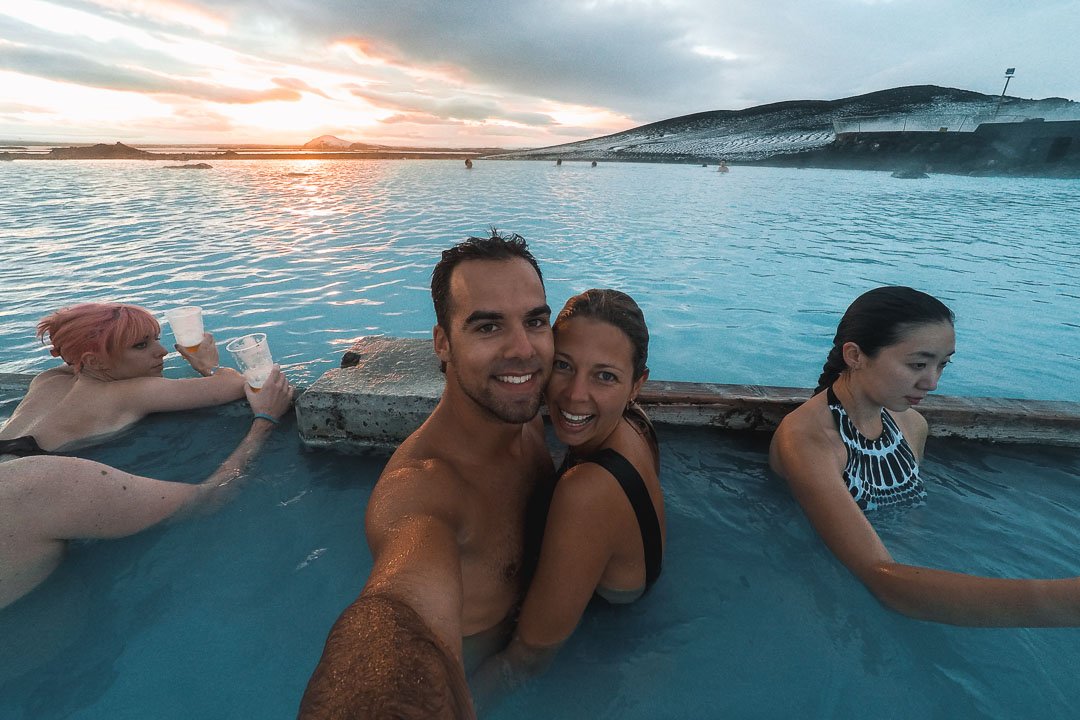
xmin=253 ymin=413 xmax=280 ymax=425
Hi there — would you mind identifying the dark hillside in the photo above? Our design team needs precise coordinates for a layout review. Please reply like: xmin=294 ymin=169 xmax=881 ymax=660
xmin=494 ymin=85 xmax=1079 ymax=175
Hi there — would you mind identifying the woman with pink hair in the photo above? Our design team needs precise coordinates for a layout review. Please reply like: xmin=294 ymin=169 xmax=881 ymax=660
xmin=1 ymin=302 xmax=247 ymax=455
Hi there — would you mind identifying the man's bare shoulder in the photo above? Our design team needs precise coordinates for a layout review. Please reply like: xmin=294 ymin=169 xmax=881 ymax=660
xmin=367 ymin=440 xmax=472 ymax=535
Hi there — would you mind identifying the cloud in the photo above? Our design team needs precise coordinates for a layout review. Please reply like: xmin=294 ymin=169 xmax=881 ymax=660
xmin=3 ymin=0 xmax=1077 ymax=146
xmin=273 ymin=76 xmax=331 ymax=99
xmin=0 ymin=43 xmax=300 ymax=103
xmin=379 ymin=113 xmax=464 ymax=126
xmin=348 ymin=86 xmax=557 ymax=126
xmin=82 ymin=0 xmax=230 ymax=35
xmin=205 ymin=0 xmax=1080 ymax=119
xmin=0 ymin=99 xmax=49 ymax=114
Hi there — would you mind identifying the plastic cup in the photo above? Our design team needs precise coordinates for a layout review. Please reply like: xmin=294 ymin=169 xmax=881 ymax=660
xmin=226 ymin=333 xmax=273 ymax=391
xmin=165 ymin=306 xmax=204 ymax=352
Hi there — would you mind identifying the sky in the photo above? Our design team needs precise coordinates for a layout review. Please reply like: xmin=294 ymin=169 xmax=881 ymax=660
xmin=1 ymin=0 xmax=1077 ymax=149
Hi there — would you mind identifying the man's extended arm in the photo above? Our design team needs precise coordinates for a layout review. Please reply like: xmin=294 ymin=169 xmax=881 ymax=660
xmin=299 ymin=466 xmax=475 ymax=719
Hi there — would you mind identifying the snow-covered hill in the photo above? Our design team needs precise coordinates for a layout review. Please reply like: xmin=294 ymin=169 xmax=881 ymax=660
xmin=494 ymin=86 xmax=1079 ymax=163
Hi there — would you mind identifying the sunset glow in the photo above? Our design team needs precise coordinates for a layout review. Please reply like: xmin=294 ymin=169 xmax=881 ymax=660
xmin=1 ymin=1 xmax=1076 ymax=148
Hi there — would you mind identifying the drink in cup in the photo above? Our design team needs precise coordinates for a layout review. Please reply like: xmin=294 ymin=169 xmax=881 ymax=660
xmin=226 ymin=333 xmax=273 ymax=391
xmin=164 ymin=306 xmax=205 ymax=352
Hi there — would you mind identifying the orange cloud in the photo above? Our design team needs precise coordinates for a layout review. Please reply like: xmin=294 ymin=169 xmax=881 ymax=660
xmin=272 ymin=77 xmax=331 ymax=99
xmin=333 ymin=36 xmax=400 ymax=66
xmin=85 ymin=0 xmax=229 ymax=35
xmin=333 ymin=36 xmax=470 ymax=84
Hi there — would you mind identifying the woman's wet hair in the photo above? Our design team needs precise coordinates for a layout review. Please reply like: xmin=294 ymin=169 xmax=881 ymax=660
xmin=816 ymin=286 xmax=954 ymax=393
xmin=37 ymin=303 xmax=160 ymax=374
xmin=554 ymin=288 xmax=649 ymax=382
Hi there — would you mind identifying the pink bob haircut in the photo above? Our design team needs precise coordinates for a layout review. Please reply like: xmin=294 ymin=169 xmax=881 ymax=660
xmin=36 ymin=303 xmax=160 ymax=374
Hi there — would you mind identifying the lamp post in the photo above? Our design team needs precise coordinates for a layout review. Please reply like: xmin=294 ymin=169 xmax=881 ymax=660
xmin=993 ymin=68 xmax=1016 ymax=118
xmin=1001 ymin=67 xmax=1016 ymax=98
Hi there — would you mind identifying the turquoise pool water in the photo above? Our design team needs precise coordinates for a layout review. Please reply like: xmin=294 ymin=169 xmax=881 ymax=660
xmin=1 ymin=160 xmax=1079 ymax=718
xmin=1 ymin=405 xmax=1077 ymax=719
xmin=1 ymin=159 xmax=1078 ymax=399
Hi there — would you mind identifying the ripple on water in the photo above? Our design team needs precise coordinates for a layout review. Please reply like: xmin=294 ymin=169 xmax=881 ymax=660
xmin=1 ymin=160 xmax=1077 ymax=400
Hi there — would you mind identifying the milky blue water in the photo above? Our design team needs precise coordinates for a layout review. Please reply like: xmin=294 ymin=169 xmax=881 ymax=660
xmin=1 ymin=159 xmax=1078 ymax=399
xmin=1 ymin=160 xmax=1079 ymax=719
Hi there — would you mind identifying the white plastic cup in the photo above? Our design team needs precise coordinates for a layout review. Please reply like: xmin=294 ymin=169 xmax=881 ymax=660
xmin=164 ymin=306 xmax=204 ymax=352
xmin=226 ymin=333 xmax=273 ymax=390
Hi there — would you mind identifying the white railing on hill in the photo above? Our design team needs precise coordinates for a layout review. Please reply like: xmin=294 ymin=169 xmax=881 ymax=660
xmin=832 ymin=114 xmax=1050 ymax=134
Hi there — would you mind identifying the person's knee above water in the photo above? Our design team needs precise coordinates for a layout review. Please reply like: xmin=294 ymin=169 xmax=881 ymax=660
xmin=299 ymin=230 xmax=556 ymax=717
xmin=472 ymin=288 xmax=666 ymax=710
xmin=0 ymin=302 xmax=246 ymax=454
xmin=769 ymin=285 xmax=1080 ymax=627
xmin=0 ymin=366 xmax=293 ymax=610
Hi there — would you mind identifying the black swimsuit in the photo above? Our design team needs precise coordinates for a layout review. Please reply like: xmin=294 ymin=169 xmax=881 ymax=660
xmin=557 ymin=416 xmax=663 ymax=597
xmin=827 ymin=385 xmax=925 ymax=511
xmin=0 ymin=435 xmax=49 ymax=458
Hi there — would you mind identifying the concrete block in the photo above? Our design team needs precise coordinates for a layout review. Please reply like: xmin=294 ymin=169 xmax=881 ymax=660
xmin=296 ymin=337 xmax=1080 ymax=452
xmin=296 ymin=336 xmax=443 ymax=454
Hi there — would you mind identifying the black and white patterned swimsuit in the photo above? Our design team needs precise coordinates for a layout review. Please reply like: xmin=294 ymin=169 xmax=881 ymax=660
xmin=827 ymin=385 xmax=925 ymax=511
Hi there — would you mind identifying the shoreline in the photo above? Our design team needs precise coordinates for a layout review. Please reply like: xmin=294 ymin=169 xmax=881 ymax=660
xmin=0 ymin=150 xmax=485 ymax=162
xmin=4 ymin=146 xmax=1078 ymax=178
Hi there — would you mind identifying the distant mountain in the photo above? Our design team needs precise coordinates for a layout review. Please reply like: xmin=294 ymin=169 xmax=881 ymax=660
xmin=494 ymin=85 xmax=1079 ymax=163
xmin=301 ymin=135 xmax=355 ymax=150
xmin=47 ymin=142 xmax=151 ymax=159
xmin=299 ymin=134 xmax=509 ymax=155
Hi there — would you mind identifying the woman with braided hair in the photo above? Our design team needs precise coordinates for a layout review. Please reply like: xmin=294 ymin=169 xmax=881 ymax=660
xmin=769 ymin=286 xmax=1080 ymax=626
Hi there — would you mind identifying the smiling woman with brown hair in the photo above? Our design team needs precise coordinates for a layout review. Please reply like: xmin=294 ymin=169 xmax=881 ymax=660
xmin=473 ymin=288 xmax=666 ymax=711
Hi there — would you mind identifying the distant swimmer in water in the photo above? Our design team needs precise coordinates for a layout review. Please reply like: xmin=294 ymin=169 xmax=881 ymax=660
xmin=591 ymin=161 xmax=597 ymax=167
xmin=0 ymin=367 xmax=293 ymax=609
xmin=717 ymin=161 xmax=729 ymax=173
xmin=556 ymin=159 xmax=562 ymax=166
xmin=465 ymin=158 xmax=473 ymax=169
xmin=770 ymin=286 xmax=1080 ymax=626
xmin=0 ymin=302 xmax=246 ymax=454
